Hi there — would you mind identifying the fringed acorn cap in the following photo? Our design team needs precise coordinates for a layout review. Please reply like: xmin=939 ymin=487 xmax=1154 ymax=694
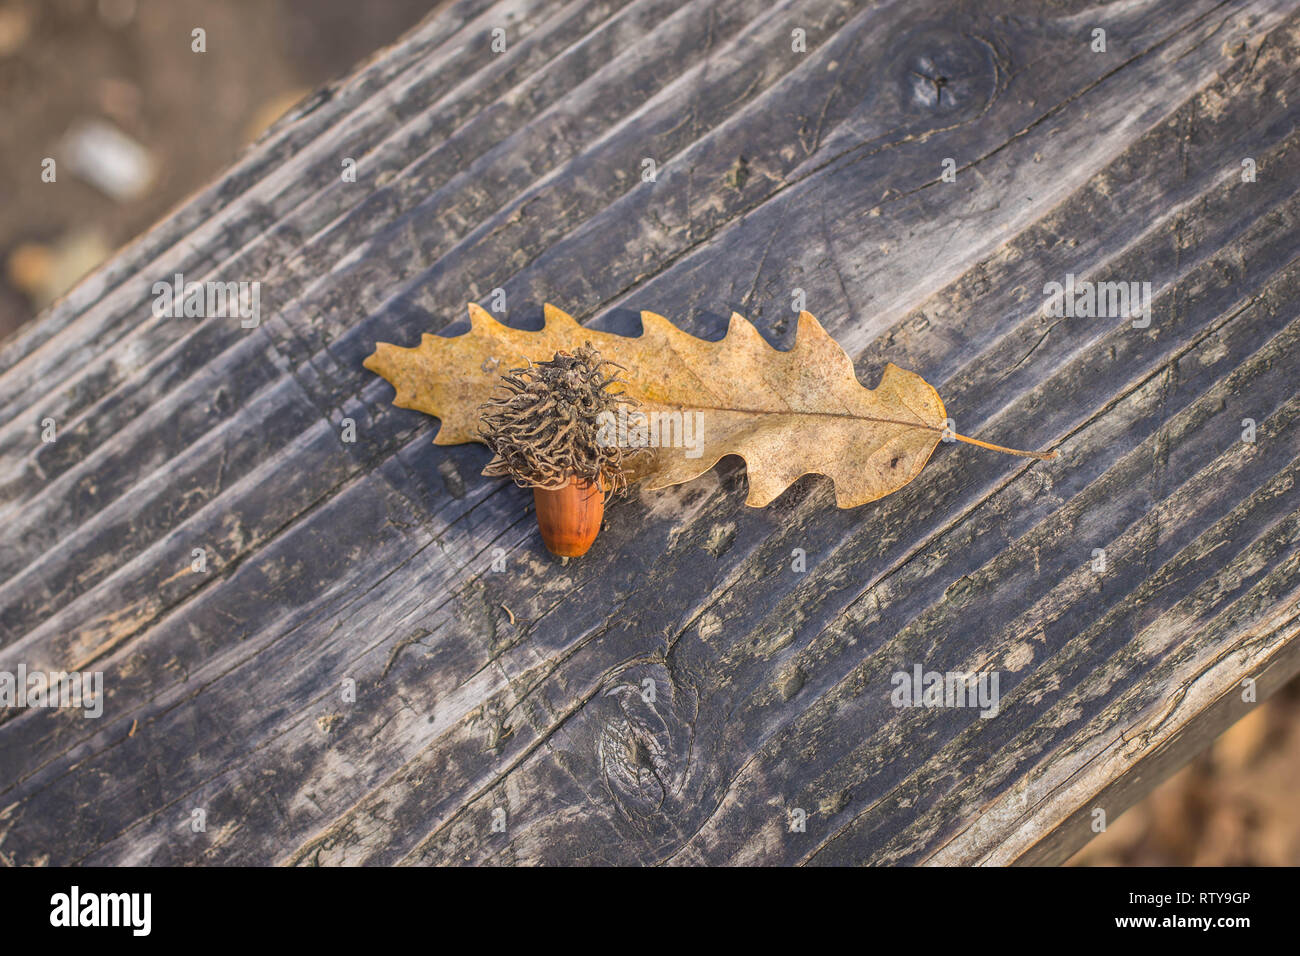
xmin=478 ymin=343 xmax=637 ymax=498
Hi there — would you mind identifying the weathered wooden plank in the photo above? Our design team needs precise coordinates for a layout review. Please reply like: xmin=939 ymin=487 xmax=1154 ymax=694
xmin=2 ymin=0 xmax=1298 ymax=866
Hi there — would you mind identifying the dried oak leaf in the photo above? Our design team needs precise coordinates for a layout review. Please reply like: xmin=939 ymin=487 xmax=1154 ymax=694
xmin=364 ymin=304 xmax=1051 ymax=508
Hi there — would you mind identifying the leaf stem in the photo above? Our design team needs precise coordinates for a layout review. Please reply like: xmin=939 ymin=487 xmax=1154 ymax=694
xmin=950 ymin=432 xmax=1057 ymax=460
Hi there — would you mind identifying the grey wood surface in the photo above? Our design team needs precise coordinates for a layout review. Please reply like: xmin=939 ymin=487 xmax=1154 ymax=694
xmin=2 ymin=0 xmax=1299 ymax=866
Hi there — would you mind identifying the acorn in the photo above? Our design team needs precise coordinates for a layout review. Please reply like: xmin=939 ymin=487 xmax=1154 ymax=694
xmin=533 ymin=476 xmax=605 ymax=557
xmin=478 ymin=344 xmax=637 ymax=558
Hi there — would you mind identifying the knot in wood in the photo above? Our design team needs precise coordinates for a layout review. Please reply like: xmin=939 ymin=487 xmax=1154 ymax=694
xmin=592 ymin=662 xmax=694 ymax=820
xmin=894 ymin=28 xmax=995 ymax=116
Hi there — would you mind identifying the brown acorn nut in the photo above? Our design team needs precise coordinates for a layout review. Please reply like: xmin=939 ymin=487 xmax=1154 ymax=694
xmin=533 ymin=477 xmax=604 ymax=557
xmin=477 ymin=344 xmax=638 ymax=557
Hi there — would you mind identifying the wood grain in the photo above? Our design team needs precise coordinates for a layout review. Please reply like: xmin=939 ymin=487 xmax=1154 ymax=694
xmin=1 ymin=0 xmax=1298 ymax=866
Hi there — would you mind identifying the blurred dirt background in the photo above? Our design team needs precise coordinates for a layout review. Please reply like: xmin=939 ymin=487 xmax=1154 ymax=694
xmin=0 ymin=0 xmax=437 ymax=338
xmin=2 ymin=0 xmax=1297 ymax=866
